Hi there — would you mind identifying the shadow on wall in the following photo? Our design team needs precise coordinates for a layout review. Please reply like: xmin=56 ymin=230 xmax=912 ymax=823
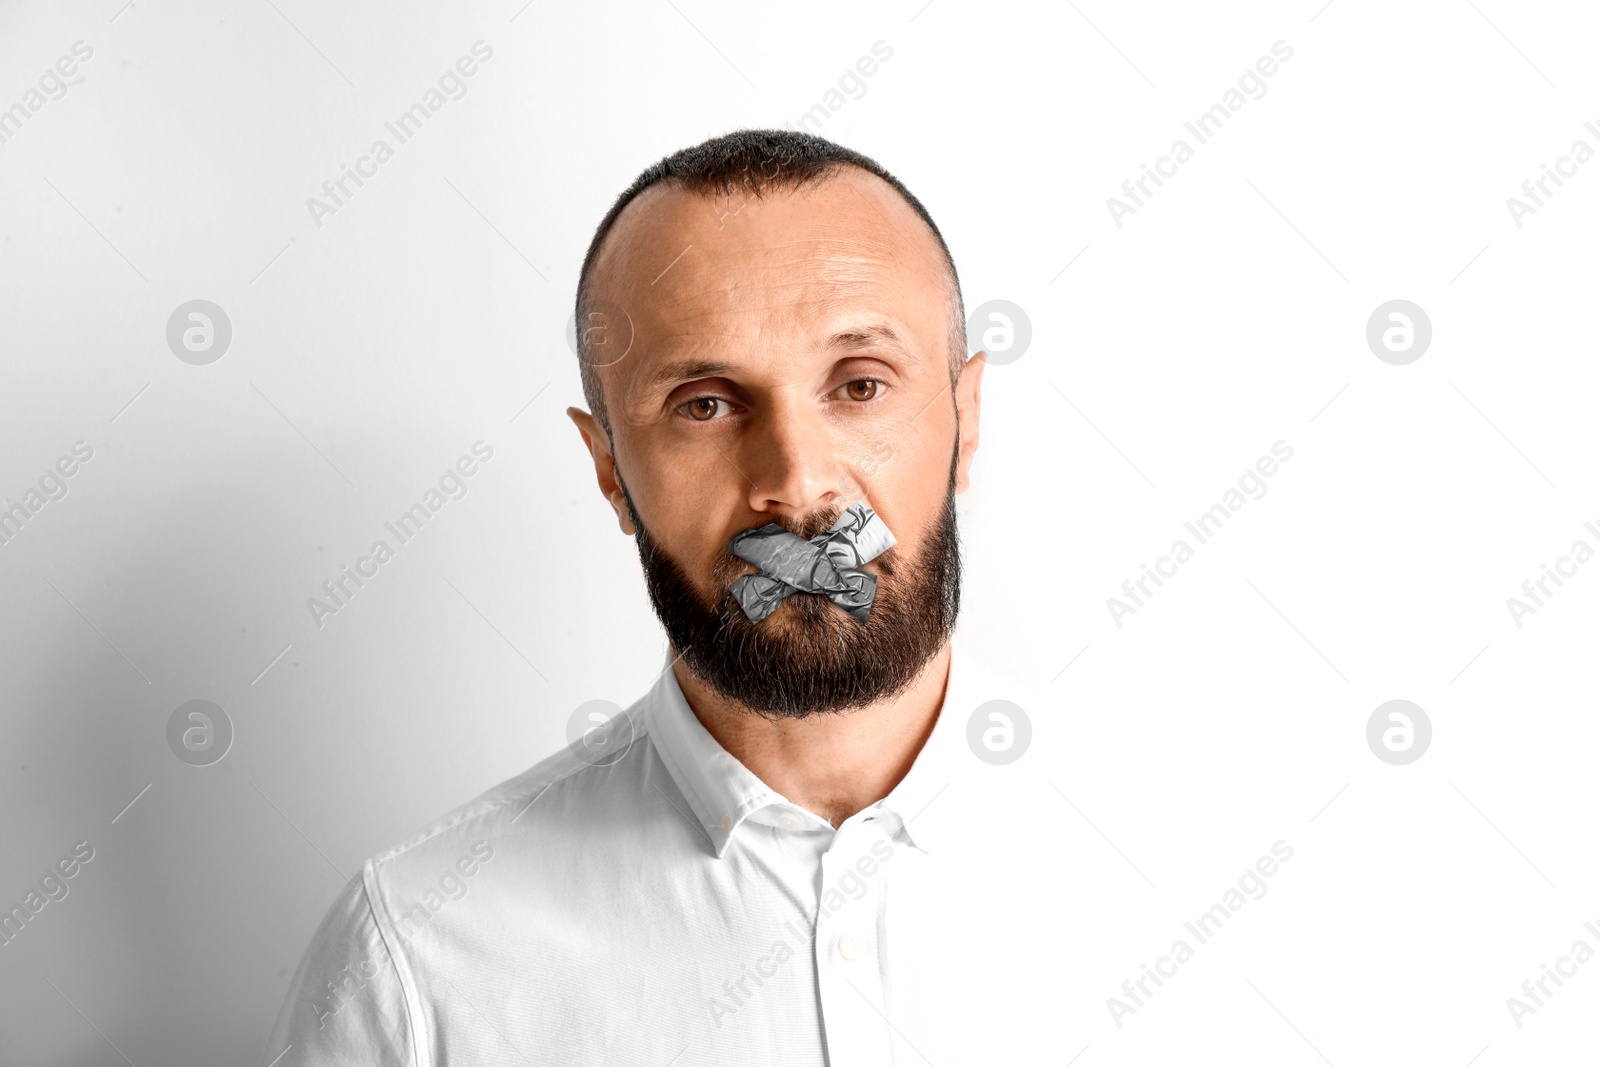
xmin=4 ymin=435 xmax=549 ymax=1067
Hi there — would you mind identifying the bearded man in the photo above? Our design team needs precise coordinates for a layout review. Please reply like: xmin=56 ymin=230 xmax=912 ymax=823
xmin=263 ymin=129 xmax=1069 ymax=1066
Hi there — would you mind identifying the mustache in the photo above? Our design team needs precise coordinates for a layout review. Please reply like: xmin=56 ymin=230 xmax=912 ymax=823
xmin=735 ymin=503 xmax=845 ymax=540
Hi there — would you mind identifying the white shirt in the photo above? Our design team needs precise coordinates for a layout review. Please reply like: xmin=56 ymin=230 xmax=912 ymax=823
xmin=260 ymin=639 xmax=1075 ymax=1065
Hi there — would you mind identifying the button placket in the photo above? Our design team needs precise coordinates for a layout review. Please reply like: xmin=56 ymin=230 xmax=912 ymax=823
xmin=813 ymin=826 xmax=896 ymax=1067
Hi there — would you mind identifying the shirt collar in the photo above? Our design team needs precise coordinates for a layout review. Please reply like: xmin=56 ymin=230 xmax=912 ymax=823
xmin=644 ymin=637 xmax=979 ymax=858
xmin=639 ymin=652 xmax=779 ymax=857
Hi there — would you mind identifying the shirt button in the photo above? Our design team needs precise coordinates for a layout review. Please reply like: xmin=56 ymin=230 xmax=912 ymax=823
xmin=779 ymin=812 xmax=803 ymax=830
xmin=837 ymin=934 xmax=863 ymax=960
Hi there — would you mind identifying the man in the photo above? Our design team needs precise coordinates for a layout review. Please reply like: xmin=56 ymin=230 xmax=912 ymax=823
xmin=262 ymin=129 xmax=1069 ymax=1066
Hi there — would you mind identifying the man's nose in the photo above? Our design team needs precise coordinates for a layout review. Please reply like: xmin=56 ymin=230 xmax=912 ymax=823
xmin=742 ymin=397 xmax=850 ymax=517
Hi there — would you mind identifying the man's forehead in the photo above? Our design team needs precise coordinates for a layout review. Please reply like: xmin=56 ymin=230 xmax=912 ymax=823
xmin=589 ymin=168 xmax=948 ymax=318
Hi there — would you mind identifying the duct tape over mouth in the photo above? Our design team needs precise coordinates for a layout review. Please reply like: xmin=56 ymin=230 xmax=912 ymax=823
xmin=727 ymin=503 xmax=896 ymax=623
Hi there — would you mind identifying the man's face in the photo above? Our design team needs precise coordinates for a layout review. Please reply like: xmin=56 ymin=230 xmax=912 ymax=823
xmin=570 ymin=167 xmax=984 ymax=716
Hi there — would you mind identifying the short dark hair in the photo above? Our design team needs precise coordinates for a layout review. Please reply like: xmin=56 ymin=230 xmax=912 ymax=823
xmin=574 ymin=128 xmax=966 ymax=431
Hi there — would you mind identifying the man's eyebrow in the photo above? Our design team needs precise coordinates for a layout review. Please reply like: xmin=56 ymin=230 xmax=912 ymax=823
xmin=826 ymin=324 xmax=911 ymax=355
xmin=645 ymin=358 xmax=735 ymax=391
xmin=643 ymin=328 xmax=906 ymax=393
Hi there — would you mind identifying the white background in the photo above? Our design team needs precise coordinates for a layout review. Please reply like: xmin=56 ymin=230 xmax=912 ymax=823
xmin=2 ymin=0 xmax=1597 ymax=1063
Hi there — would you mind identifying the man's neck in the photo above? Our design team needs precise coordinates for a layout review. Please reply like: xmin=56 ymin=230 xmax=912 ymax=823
xmin=671 ymin=642 xmax=952 ymax=830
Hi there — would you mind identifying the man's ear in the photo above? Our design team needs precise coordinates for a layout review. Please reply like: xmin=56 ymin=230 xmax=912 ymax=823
xmin=567 ymin=407 xmax=637 ymax=535
xmin=952 ymin=353 xmax=985 ymax=494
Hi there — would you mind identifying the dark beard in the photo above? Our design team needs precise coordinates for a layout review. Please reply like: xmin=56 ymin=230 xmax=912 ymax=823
xmin=616 ymin=444 xmax=962 ymax=719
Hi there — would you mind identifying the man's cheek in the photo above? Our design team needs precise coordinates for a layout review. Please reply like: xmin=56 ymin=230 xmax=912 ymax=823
xmin=858 ymin=439 xmax=896 ymax=477
xmin=840 ymin=438 xmax=899 ymax=503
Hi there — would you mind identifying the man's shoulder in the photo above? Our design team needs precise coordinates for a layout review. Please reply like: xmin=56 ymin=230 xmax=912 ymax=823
xmin=262 ymin=700 xmax=673 ymax=1063
xmin=361 ymin=711 xmax=664 ymax=890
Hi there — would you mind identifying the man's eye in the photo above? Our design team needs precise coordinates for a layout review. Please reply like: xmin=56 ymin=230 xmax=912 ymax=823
xmin=681 ymin=397 xmax=732 ymax=422
xmin=842 ymin=380 xmax=881 ymax=402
